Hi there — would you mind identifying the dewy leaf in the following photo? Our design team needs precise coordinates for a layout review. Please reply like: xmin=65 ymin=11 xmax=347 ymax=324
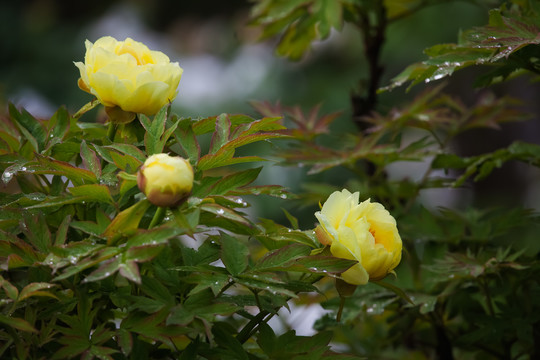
xmin=382 ymin=7 xmax=540 ymax=91
xmin=80 ymin=141 xmax=101 ymax=179
xmin=36 ymin=154 xmax=97 ymax=185
xmin=220 ymin=232 xmax=249 ymax=276
xmin=18 ymin=282 xmax=57 ymax=301
xmin=48 ymin=106 xmax=70 ymax=143
xmin=119 ymin=260 xmax=141 ymax=284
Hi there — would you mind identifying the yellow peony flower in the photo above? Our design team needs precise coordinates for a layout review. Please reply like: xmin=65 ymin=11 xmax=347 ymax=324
xmin=314 ymin=189 xmax=402 ymax=285
xmin=75 ymin=36 xmax=183 ymax=116
xmin=137 ymin=153 xmax=194 ymax=207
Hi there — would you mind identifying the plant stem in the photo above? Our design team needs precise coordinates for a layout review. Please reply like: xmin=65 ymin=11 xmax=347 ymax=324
xmin=107 ymin=122 xmax=117 ymax=142
xmin=352 ymin=2 xmax=387 ymax=126
xmin=336 ymin=297 xmax=346 ymax=322
xmin=149 ymin=207 xmax=166 ymax=229
xmin=237 ymin=311 xmax=269 ymax=344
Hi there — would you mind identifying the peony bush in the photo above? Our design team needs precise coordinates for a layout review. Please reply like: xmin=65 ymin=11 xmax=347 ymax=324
xmin=2 ymin=1 xmax=540 ymax=359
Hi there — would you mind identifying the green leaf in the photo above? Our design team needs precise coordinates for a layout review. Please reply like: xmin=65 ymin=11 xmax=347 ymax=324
xmin=109 ymin=151 xmax=141 ymax=172
xmin=141 ymin=107 xmax=173 ymax=155
xmin=105 ymin=143 xmax=146 ymax=162
xmin=36 ymin=154 xmax=97 ymax=185
xmin=54 ymin=215 xmax=71 ymax=246
xmin=166 ymin=305 xmax=194 ymax=326
xmin=119 ymin=260 xmax=141 ymax=284
xmin=220 ymin=232 xmax=249 ymax=276
xmin=185 ymin=272 xmax=230 ymax=296
xmin=287 ymin=256 xmax=358 ymax=275
xmin=282 ymin=208 xmax=299 ymax=229
xmin=0 ymin=275 xmax=19 ymax=300
xmin=18 ymin=282 xmax=57 ymax=301
xmin=103 ymin=200 xmax=151 ymax=244
xmin=174 ymin=118 xmax=200 ymax=163
xmin=48 ymin=106 xmax=70 ymax=143
xmin=181 ymin=237 xmax=221 ymax=266
xmin=209 ymin=114 xmax=231 ymax=154
xmin=21 ymin=213 xmax=51 ymax=253
xmin=9 ymin=103 xmax=47 ymax=153
xmin=125 ymin=226 xmax=184 ymax=248
xmin=0 ymin=314 xmax=37 ymax=332
xmin=212 ymin=322 xmax=249 ymax=360
xmin=201 ymin=203 xmax=251 ymax=226
xmin=210 ymin=167 xmax=262 ymax=196
xmin=83 ymin=256 xmax=122 ymax=282
xmin=68 ymin=184 xmax=114 ymax=204
xmin=372 ymin=280 xmax=414 ymax=305
xmin=252 ymin=243 xmax=311 ymax=272
xmin=116 ymin=328 xmax=133 ymax=356
xmin=192 ymin=114 xmax=254 ymax=135
xmin=80 ymin=140 xmax=101 ymax=179
xmin=382 ymin=7 xmax=540 ymax=91
xmin=125 ymin=243 xmax=166 ymax=263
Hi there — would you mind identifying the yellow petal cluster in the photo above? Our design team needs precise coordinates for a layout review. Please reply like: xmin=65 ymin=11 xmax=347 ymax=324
xmin=137 ymin=153 xmax=193 ymax=207
xmin=75 ymin=36 xmax=183 ymax=116
xmin=315 ymin=189 xmax=402 ymax=285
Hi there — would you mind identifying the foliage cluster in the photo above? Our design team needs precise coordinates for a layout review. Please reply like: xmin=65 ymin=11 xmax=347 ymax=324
xmin=1 ymin=0 xmax=540 ymax=359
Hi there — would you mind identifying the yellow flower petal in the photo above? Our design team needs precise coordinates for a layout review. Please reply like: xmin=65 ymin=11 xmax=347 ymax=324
xmin=75 ymin=36 xmax=183 ymax=116
xmin=315 ymin=189 xmax=402 ymax=285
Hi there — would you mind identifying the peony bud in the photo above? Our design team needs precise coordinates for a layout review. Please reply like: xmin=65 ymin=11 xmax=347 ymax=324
xmin=137 ymin=153 xmax=194 ymax=207
xmin=314 ymin=189 xmax=402 ymax=285
xmin=74 ymin=36 xmax=183 ymax=118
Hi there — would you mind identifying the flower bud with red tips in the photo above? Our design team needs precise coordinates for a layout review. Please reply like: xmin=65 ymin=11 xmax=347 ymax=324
xmin=137 ymin=153 xmax=194 ymax=207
